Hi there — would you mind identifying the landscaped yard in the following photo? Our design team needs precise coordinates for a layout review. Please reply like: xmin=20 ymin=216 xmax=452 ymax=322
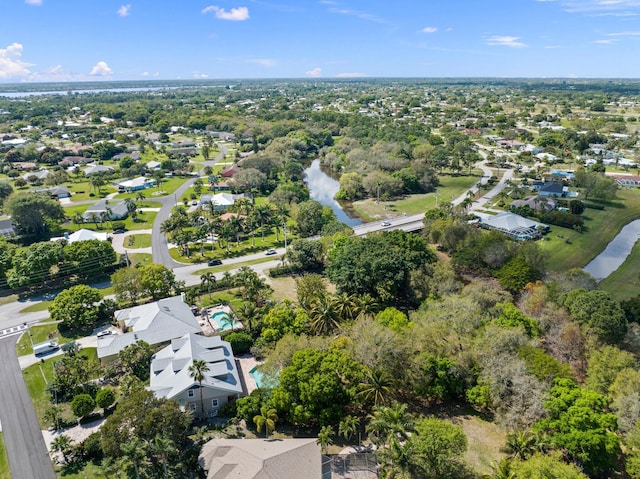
xmin=59 ymin=210 xmax=157 ymax=233
xmin=16 ymin=322 xmax=89 ymax=356
xmin=22 ymin=348 xmax=99 ymax=429
xmin=125 ymin=234 xmax=152 ymax=249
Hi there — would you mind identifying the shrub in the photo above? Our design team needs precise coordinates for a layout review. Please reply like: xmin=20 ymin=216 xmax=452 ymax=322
xmin=224 ymin=332 xmax=254 ymax=355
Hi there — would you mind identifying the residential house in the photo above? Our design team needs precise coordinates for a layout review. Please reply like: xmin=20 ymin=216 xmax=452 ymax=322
xmin=199 ymin=193 xmax=252 ymax=211
xmin=22 ymin=169 xmax=50 ymax=182
xmin=113 ymin=152 xmax=141 ymax=161
xmin=83 ymin=164 xmax=114 ymax=176
xmin=476 ymin=211 xmax=548 ymax=241
xmin=612 ymin=175 xmax=640 ymax=187
xmin=538 ymin=182 xmax=566 ymax=198
xmin=146 ymin=160 xmax=161 ymax=171
xmin=149 ymin=333 xmax=243 ymax=417
xmin=50 ymin=229 xmax=108 ymax=244
xmin=511 ymin=196 xmax=557 ymax=212
xmin=0 ymin=219 xmax=16 ymax=238
xmin=220 ymin=165 xmax=240 ymax=178
xmin=98 ymin=296 xmax=202 ymax=363
xmin=59 ymin=156 xmax=92 ymax=167
xmin=198 ymin=438 xmax=322 ymax=479
xmin=115 ymin=176 xmax=157 ymax=192
xmin=82 ymin=200 xmax=129 ymax=222
xmin=33 ymin=185 xmax=71 ymax=199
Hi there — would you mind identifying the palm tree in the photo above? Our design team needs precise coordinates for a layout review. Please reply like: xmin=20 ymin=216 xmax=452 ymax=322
xmin=377 ymin=438 xmax=425 ymax=479
xmin=309 ymin=295 xmax=340 ymax=335
xmin=339 ymin=415 xmax=360 ymax=444
xmin=125 ymin=198 xmax=138 ymax=221
xmin=227 ymin=214 xmax=245 ymax=247
xmin=51 ymin=434 xmax=74 ymax=465
xmin=366 ymin=402 xmax=414 ymax=448
xmin=503 ymin=430 xmax=539 ymax=461
xmin=317 ymin=425 xmax=335 ymax=455
xmin=237 ymin=301 xmax=259 ymax=334
xmin=136 ymin=191 xmax=146 ymax=202
xmin=253 ymin=406 xmax=278 ymax=438
xmin=253 ymin=203 xmax=274 ymax=242
xmin=354 ymin=294 xmax=379 ymax=320
xmin=150 ymin=435 xmax=176 ymax=479
xmin=120 ymin=437 xmax=147 ymax=479
xmin=489 ymin=458 xmax=516 ymax=479
xmin=188 ymin=359 xmax=210 ymax=418
xmin=200 ymin=272 xmax=217 ymax=298
xmin=358 ymin=368 xmax=393 ymax=407
xmin=332 ymin=293 xmax=357 ymax=322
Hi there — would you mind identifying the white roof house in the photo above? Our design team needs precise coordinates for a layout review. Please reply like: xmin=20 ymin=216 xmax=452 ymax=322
xmin=116 ymin=176 xmax=157 ymax=192
xmin=199 ymin=438 xmax=322 ymax=479
xmin=199 ymin=193 xmax=252 ymax=211
xmin=149 ymin=333 xmax=243 ymax=416
xmin=83 ymin=164 xmax=114 ymax=176
xmin=50 ymin=229 xmax=108 ymax=244
xmin=477 ymin=211 xmax=548 ymax=241
xmin=98 ymin=296 xmax=201 ymax=362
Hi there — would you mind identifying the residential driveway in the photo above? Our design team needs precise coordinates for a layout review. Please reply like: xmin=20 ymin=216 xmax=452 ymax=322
xmin=0 ymin=335 xmax=56 ymax=479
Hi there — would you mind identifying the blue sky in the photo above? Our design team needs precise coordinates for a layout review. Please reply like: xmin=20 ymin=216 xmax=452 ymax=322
xmin=2 ymin=0 xmax=640 ymax=82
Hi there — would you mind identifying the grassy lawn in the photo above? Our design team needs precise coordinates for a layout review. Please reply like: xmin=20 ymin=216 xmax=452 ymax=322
xmin=55 ymin=461 xmax=110 ymax=479
xmin=539 ymin=189 xmax=640 ymax=272
xmin=0 ymin=433 xmax=9 ymax=479
xmin=352 ymin=172 xmax=481 ymax=221
xmin=455 ymin=413 xmax=506 ymax=475
xmin=19 ymin=301 xmax=51 ymax=313
xmin=23 ymin=348 xmax=99 ymax=429
xmin=127 ymin=252 xmax=153 ymax=267
xmin=599 ymin=239 xmax=640 ymax=301
xmin=113 ymin=176 xmax=191 ymax=199
xmin=0 ymin=293 xmax=19 ymax=306
xmin=267 ymin=276 xmax=299 ymax=302
xmin=125 ymin=234 xmax=152 ymax=249
xmin=60 ymin=211 xmax=156 ymax=233
xmin=16 ymin=323 xmax=92 ymax=356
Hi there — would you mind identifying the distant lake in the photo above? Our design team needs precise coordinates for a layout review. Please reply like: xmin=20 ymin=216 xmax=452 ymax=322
xmin=0 ymin=86 xmax=182 ymax=98
xmin=303 ymin=159 xmax=362 ymax=227
xmin=584 ymin=219 xmax=640 ymax=281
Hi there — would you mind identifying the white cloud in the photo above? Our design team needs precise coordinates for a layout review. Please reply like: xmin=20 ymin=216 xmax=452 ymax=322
xmin=141 ymin=71 xmax=149 ymax=77
xmin=193 ymin=72 xmax=209 ymax=79
xmin=89 ymin=61 xmax=113 ymax=76
xmin=25 ymin=0 xmax=42 ymax=5
xmin=335 ymin=72 xmax=367 ymax=78
xmin=202 ymin=5 xmax=250 ymax=21
xmin=305 ymin=67 xmax=322 ymax=77
xmin=247 ymin=58 xmax=276 ymax=67
xmin=0 ymin=43 xmax=34 ymax=79
xmin=446 ymin=27 xmax=453 ymax=32
xmin=421 ymin=26 xmax=438 ymax=33
xmin=153 ymin=72 xmax=160 ymax=77
xmin=594 ymin=38 xmax=618 ymax=44
xmin=327 ymin=7 xmax=388 ymax=24
xmin=541 ymin=0 xmax=640 ymax=14
xmin=117 ymin=4 xmax=131 ymax=17
xmin=486 ymin=36 xmax=527 ymax=47
xmin=608 ymin=30 xmax=640 ymax=36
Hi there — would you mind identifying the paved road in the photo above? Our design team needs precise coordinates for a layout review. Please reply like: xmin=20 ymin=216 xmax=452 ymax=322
xmin=152 ymin=144 xmax=228 ymax=268
xmin=0 ymin=335 xmax=56 ymax=479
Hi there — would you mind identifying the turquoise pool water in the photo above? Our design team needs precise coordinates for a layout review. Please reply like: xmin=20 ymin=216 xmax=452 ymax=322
xmin=249 ymin=366 xmax=265 ymax=388
xmin=211 ymin=311 xmax=238 ymax=331
xmin=249 ymin=366 xmax=279 ymax=389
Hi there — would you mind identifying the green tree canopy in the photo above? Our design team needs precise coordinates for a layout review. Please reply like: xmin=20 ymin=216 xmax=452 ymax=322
xmin=4 ymin=192 xmax=65 ymax=238
xmin=48 ymin=285 xmax=102 ymax=329
xmin=562 ymin=289 xmax=627 ymax=343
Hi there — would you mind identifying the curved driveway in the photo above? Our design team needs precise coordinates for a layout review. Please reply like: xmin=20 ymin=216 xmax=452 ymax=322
xmin=0 ymin=335 xmax=56 ymax=479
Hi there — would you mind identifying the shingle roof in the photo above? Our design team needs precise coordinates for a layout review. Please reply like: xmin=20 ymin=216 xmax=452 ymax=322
xmin=98 ymin=296 xmax=201 ymax=359
xmin=148 ymin=333 xmax=242 ymax=400
xmin=199 ymin=438 xmax=321 ymax=479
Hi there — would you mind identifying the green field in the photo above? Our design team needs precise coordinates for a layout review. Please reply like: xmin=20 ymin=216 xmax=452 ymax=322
xmin=539 ymin=189 xmax=640 ymax=273
xmin=599 ymin=239 xmax=640 ymax=301
xmin=19 ymin=301 xmax=51 ymax=313
xmin=59 ymin=209 xmax=157 ymax=233
xmin=125 ymin=234 xmax=152 ymax=249
xmin=352 ymin=171 xmax=482 ymax=221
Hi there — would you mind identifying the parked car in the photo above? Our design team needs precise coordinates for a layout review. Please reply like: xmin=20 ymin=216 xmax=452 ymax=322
xmin=207 ymin=259 xmax=222 ymax=266
xmin=265 ymin=249 xmax=277 ymax=255
xmin=113 ymin=228 xmax=126 ymax=234
xmin=97 ymin=330 xmax=112 ymax=338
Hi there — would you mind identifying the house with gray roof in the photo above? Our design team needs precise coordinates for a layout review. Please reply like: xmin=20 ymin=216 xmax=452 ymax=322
xmin=198 ymin=438 xmax=322 ymax=479
xmin=149 ymin=333 xmax=243 ymax=417
xmin=98 ymin=296 xmax=202 ymax=363
xmin=83 ymin=164 xmax=114 ymax=176
xmin=476 ymin=211 xmax=548 ymax=241
xmin=82 ymin=200 xmax=128 ymax=222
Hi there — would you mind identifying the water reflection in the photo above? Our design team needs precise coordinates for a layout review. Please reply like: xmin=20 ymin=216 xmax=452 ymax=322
xmin=303 ymin=159 xmax=362 ymax=227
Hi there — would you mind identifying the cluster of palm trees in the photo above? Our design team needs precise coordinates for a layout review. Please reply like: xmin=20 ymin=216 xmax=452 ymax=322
xmin=160 ymin=199 xmax=289 ymax=258
xmin=302 ymin=291 xmax=379 ymax=336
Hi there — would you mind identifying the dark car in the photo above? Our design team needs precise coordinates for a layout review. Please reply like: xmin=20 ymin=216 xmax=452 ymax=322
xmin=207 ymin=259 xmax=222 ymax=266
xmin=113 ymin=228 xmax=126 ymax=234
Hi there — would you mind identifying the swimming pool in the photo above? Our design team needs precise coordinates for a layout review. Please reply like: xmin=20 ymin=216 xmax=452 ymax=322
xmin=249 ymin=366 xmax=279 ymax=389
xmin=210 ymin=311 xmax=238 ymax=331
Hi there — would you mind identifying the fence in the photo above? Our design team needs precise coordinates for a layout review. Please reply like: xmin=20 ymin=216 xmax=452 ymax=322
xmin=322 ymin=453 xmax=378 ymax=479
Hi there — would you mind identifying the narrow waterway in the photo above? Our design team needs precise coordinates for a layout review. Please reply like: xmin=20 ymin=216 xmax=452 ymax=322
xmin=303 ymin=159 xmax=362 ymax=227
xmin=583 ymin=219 xmax=640 ymax=281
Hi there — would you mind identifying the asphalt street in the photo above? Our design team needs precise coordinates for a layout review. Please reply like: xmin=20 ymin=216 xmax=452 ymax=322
xmin=0 ymin=335 xmax=56 ymax=479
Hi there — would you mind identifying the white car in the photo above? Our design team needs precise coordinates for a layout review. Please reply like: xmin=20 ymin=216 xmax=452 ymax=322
xmin=97 ymin=330 xmax=112 ymax=338
xmin=381 ymin=221 xmax=391 ymax=227
xmin=265 ymin=249 xmax=277 ymax=255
